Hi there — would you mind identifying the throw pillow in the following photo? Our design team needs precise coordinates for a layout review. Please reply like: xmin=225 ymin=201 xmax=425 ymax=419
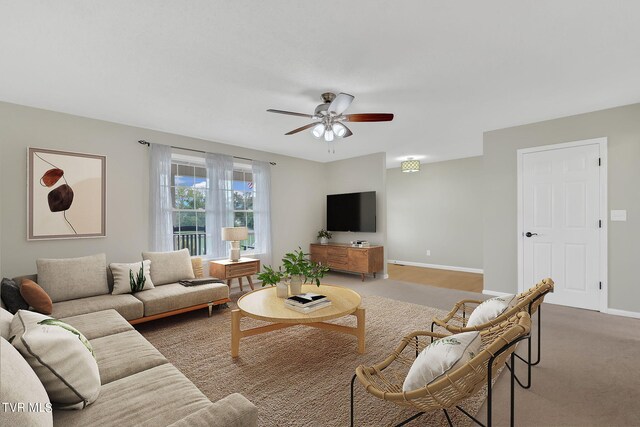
xmin=109 ymin=260 xmax=155 ymax=295
xmin=191 ymin=257 xmax=204 ymax=278
xmin=403 ymin=331 xmax=481 ymax=392
xmin=36 ymin=253 xmax=109 ymax=303
xmin=1 ymin=307 xmax=12 ymax=340
xmin=1 ymin=277 xmax=29 ymax=314
xmin=10 ymin=310 xmax=101 ymax=410
xmin=466 ymin=294 xmax=518 ymax=328
xmin=1 ymin=337 xmax=53 ymax=427
xmin=20 ymin=279 xmax=53 ymax=315
xmin=141 ymin=248 xmax=195 ymax=285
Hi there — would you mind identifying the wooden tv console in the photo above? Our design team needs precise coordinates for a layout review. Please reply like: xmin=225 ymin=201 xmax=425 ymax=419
xmin=310 ymin=243 xmax=384 ymax=281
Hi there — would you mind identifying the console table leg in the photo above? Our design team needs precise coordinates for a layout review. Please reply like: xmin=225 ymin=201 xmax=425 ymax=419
xmin=238 ymin=277 xmax=244 ymax=292
xmin=247 ymin=275 xmax=255 ymax=290
xmin=360 ymin=273 xmax=365 ymax=282
xmin=231 ymin=309 xmax=241 ymax=357
xmin=355 ymin=307 xmax=366 ymax=354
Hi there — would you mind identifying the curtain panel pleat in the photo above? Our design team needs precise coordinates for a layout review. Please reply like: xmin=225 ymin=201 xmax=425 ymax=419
xmin=205 ymin=153 xmax=234 ymax=258
xmin=252 ymin=160 xmax=273 ymax=267
xmin=149 ymin=144 xmax=174 ymax=251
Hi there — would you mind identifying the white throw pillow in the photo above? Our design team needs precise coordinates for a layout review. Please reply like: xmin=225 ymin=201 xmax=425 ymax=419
xmin=141 ymin=248 xmax=195 ymax=285
xmin=1 ymin=307 xmax=12 ymax=340
xmin=403 ymin=331 xmax=481 ymax=392
xmin=466 ymin=294 xmax=517 ymax=328
xmin=10 ymin=310 xmax=101 ymax=410
xmin=109 ymin=260 xmax=155 ymax=295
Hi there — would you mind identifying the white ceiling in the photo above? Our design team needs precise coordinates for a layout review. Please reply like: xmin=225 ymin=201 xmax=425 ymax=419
xmin=1 ymin=1 xmax=639 ymax=168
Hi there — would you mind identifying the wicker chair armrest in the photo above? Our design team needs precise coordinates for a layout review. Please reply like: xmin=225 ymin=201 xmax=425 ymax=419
xmin=433 ymin=299 xmax=484 ymax=329
xmin=362 ymin=330 xmax=449 ymax=373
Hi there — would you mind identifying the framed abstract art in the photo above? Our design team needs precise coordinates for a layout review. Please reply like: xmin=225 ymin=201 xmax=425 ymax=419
xmin=28 ymin=148 xmax=106 ymax=240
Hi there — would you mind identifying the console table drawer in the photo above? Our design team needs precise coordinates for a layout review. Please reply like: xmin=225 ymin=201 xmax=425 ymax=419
xmin=328 ymin=258 xmax=349 ymax=269
xmin=227 ymin=263 xmax=258 ymax=277
xmin=328 ymin=247 xmax=348 ymax=258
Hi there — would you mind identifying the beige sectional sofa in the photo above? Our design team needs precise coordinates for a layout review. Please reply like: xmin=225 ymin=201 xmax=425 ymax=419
xmin=1 ymin=309 xmax=257 ymax=426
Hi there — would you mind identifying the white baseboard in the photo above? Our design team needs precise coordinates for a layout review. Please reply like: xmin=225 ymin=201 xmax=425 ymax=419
xmin=603 ymin=308 xmax=640 ymax=319
xmin=388 ymin=259 xmax=483 ymax=274
xmin=482 ymin=289 xmax=512 ymax=297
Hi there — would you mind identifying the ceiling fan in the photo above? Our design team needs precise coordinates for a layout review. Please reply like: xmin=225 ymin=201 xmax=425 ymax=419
xmin=267 ymin=92 xmax=394 ymax=147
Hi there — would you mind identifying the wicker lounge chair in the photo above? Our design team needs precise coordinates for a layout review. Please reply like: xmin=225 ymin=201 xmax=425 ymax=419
xmin=431 ymin=278 xmax=554 ymax=389
xmin=351 ymin=312 xmax=531 ymax=427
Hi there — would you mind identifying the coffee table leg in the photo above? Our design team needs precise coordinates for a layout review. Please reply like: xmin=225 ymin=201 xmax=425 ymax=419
xmin=231 ymin=309 xmax=241 ymax=357
xmin=355 ymin=307 xmax=365 ymax=354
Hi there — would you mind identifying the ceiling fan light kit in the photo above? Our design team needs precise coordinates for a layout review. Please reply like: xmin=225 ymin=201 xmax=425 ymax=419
xmin=267 ymin=92 xmax=394 ymax=152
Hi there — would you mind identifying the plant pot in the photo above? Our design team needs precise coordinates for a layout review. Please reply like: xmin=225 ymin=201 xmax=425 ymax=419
xmin=289 ymin=275 xmax=303 ymax=296
xmin=320 ymin=237 xmax=328 ymax=245
xmin=276 ymin=282 xmax=289 ymax=298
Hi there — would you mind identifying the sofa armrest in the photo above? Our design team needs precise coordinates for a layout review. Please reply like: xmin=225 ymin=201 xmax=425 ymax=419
xmin=168 ymin=393 xmax=257 ymax=427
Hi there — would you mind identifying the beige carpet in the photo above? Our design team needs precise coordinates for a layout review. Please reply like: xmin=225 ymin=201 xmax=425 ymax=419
xmin=136 ymin=295 xmax=494 ymax=427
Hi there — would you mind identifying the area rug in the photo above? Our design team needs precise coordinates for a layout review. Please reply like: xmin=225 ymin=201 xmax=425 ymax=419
xmin=136 ymin=294 xmax=492 ymax=427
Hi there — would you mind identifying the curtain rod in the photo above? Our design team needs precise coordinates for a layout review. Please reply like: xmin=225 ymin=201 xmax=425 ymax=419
xmin=137 ymin=140 xmax=276 ymax=165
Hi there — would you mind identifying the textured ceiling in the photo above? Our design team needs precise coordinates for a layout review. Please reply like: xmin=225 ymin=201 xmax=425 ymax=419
xmin=1 ymin=1 xmax=639 ymax=167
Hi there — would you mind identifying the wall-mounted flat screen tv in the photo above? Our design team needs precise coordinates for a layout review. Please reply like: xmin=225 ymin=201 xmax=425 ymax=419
xmin=327 ymin=191 xmax=376 ymax=232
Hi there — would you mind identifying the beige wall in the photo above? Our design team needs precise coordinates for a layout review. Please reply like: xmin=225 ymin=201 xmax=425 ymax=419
xmin=483 ymin=103 xmax=640 ymax=313
xmin=324 ymin=152 xmax=387 ymax=274
xmin=0 ymin=102 xmax=327 ymax=277
xmin=387 ymin=156 xmax=483 ymax=270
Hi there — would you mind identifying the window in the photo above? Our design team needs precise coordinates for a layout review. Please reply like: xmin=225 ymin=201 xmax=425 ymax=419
xmin=170 ymin=158 xmax=255 ymax=256
xmin=171 ymin=162 xmax=207 ymax=256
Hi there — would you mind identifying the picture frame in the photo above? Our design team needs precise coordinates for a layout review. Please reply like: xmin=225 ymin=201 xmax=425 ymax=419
xmin=28 ymin=147 xmax=106 ymax=240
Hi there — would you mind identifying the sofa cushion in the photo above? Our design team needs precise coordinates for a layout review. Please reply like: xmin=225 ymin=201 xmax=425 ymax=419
xmin=11 ymin=311 xmax=101 ymax=409
xmin=109 ymin=260 xmax=155 ymax=295
xmin=1 ymin=337 xmax=53 ymax=427
xmin=51 ymin=294 xmax=144 ymax=321
xmin=133 ymin=282 xmax=229 ymax=316
xmin=1 ymin=277 xmax=29 ymax=313
xmin=91 ymin=330 xmax=168 ymax=385
xmin=1 ymin=307 xmax=12 ymax=340
xmin=52 ymin=364 xmax=212 ymax=427
xmin=36 ymin=254 xmax=109 ymax=303
xmin=142 ymin=249 xmax=195 ymax=285
xmin=21 ymin=279 xmax=53 ymax=315
xmin=168 ymin=393 xmax=258 ymax=427
xmin=60 ymin=310 xmax=134 ymax=341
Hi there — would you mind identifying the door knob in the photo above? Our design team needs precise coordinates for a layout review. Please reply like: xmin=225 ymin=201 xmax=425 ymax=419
xmin=525 ymin=232 xmax=538 ymax=237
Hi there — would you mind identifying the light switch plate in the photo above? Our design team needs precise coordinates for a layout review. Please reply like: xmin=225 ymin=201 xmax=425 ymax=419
xmin=610 ymin=210 xmax=627 ymax=221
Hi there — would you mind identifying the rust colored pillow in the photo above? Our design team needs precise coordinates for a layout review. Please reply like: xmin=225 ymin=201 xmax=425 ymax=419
xmin=20 ymin=279 xmax=53 ymax=315
xmin=191 ymin=257 xmax=204 ymax=278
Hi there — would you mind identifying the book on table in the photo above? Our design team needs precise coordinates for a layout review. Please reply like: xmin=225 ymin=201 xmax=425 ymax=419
xmin=284 ymin=300 xmax=332 ymax=314
xmin=286 ymin=293 xmax=328 ymax=307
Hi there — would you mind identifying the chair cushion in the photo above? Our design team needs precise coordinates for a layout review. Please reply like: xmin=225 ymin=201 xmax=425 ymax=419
xmin=20 ymin=279 xmax=53 ymax=315
xmin=133 ymin=283 xmax=229 ymax=316
xmin=1 ymin=307 xmax=12 ymax=340
xmin=91 ymin=330 xmax=168 ymax=385
xmin=1 ymin=337 xmax=53 ymax=427
xmin=60 ymin=310 xmax=134 ymax=341
xmin=1 ymin=277 xmax=29 ymax=313
xmin=10 ymin=311 xmax=101 ymax=409
xmin=403 ymin=331 xmax=481 ymax=391
xmin=51 ymin=294 xmax=144 ymax=321
xmin=466 ymin=294 xmax=517 ymax=327
xmin=142 ymin=249 xmax=195 ymax=285
xmin=109 ymin=260 xmax=155 ymax=295
xmin=52 ymin=364 xmax=212 ymax=427
xmin=36 ymin=254 xmax=109 ymax=302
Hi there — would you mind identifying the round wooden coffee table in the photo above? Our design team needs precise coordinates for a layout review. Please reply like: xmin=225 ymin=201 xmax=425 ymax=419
xmin=231 ymin=284 xmax=365 ymax=357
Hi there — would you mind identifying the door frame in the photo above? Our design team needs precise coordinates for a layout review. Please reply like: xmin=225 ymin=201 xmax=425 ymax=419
xmin=516 ymin=137 xmax=608 ymax=312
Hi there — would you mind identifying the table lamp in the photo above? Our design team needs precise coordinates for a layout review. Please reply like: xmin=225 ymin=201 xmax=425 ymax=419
xmin=222 ymin=227 xmax=248 ymax=262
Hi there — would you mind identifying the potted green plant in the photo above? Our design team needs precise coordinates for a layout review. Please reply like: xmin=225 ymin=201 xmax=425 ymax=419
xmin=257 ymin=265 xmax=288 ymax=298
xmin=317 ymin=229 xmax=332 ymax=245
xmin=304 ymin=262 xmax=330 ymax=286
xmin=282 ymin=247 xmax=330 ymax=295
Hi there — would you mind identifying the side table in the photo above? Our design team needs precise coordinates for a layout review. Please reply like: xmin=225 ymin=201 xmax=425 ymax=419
xmin=209 ymin=258 xmax=260 ymax=292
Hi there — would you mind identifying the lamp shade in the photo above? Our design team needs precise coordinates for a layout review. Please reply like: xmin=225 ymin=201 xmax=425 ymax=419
xmin=401 ymin=160 xmax=420 ymax=173
xmin=221 ymin=227 xmax=248 ymax=241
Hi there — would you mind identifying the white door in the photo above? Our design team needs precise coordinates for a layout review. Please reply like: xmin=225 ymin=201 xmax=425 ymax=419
xmin=520 ymin=141 xmax=603 ymax=310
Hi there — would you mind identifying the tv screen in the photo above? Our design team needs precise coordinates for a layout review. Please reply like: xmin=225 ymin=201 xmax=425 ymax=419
xmin=327 ymin=191 xmax=376 ymax=232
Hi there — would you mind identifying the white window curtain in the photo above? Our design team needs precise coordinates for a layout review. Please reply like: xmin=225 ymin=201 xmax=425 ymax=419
xmin=252 ymin=160 xmax=272 ymax=267
xmin=149 ymin=144 xmax=174 ymax=251
xmin=205 ymin=152 xmax=234 ymax=258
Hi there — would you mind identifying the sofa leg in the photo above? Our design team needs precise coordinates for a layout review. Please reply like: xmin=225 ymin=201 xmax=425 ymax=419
xmin=208 ymin=303 xmax=213 ymax=317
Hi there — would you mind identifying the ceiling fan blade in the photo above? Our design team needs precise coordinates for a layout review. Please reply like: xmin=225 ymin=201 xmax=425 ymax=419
xmin=267 ymin=109 xmax=314 ymax=118
xmin=328 ymin=92 xmax=354 ymax=115
xmin=342 ymin=124 xmax=353 ymax=138
xmin=344 ymin=113 xmax=394 ymax=122
xmin=284 ymin=122 xmax=319 ymax=135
